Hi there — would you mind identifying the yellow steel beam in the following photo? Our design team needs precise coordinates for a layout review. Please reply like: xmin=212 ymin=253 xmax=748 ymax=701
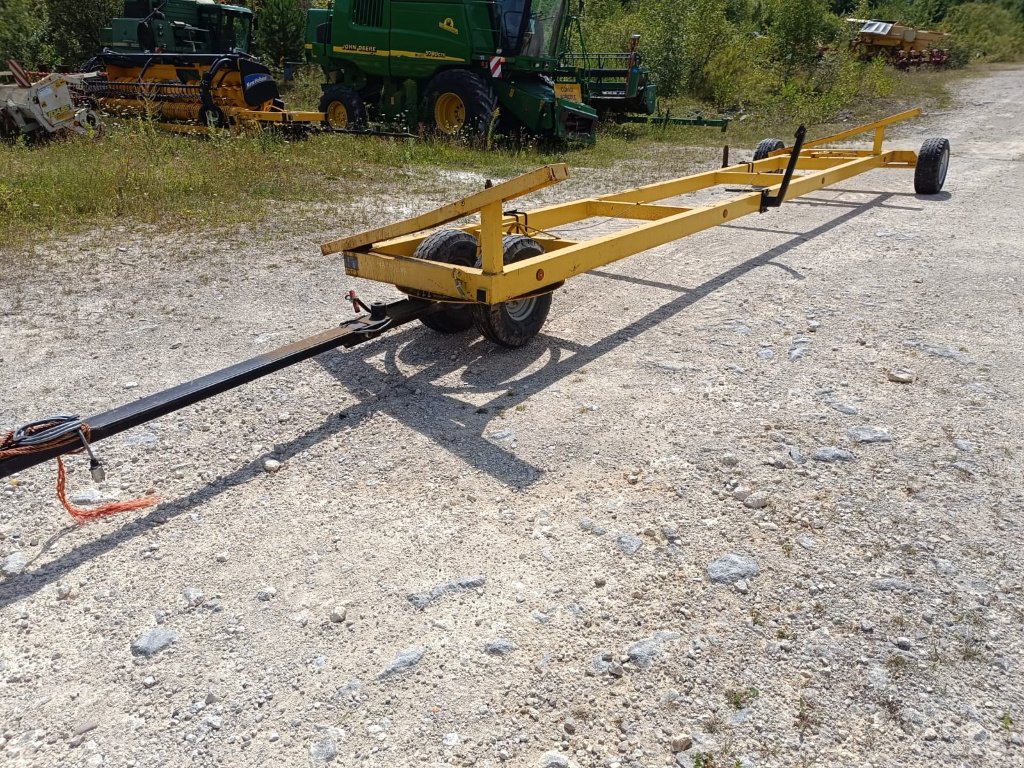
xmin=587 ymin=200 xmax=691 ymax=220
xmin=800 ymin=108 xmax=921 ymax=149
xmin=322 ymin=163 xmax=569 ymax=256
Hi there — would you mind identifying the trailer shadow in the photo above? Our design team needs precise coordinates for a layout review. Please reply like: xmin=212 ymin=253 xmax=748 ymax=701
xmin=0 ymin=191 xmax=894 ymax=608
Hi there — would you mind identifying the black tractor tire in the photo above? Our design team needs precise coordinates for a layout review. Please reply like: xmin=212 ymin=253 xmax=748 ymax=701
xmin=472 ymin=236 xmax=553 ymax=348
xmin=320 ymin=86 xmax=367 ymax=131
xmin=422 ymin=69 xmax=497 ymax=139
xmin=414 ymin=229 xmax=479 ymax=334
xmin=914 ymin=137 xmax=950 ymax=195
xmin=753 ymin=137 xmax=785 ymax=161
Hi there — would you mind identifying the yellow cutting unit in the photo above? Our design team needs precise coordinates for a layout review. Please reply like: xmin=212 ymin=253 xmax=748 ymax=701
xmin=85 ymin=50 xmax=322 ymax=132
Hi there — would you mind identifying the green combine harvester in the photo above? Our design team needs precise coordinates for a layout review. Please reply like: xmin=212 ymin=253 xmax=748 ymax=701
xmin=305 ymin=0 xmax=601 ymax=142
xmin=102 ymin=0 xmax=253 ymax=55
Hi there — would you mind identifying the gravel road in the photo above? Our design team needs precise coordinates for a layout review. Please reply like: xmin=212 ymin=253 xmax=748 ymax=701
xmin=2 ymin=66 xmax=1022 ymax=768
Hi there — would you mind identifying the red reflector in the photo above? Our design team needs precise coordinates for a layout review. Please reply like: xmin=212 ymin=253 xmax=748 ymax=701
xmin=536 ymin=269 xmax=544 ymax=281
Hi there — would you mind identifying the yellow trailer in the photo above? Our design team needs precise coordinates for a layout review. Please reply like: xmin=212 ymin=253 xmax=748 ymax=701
xmin=325 ymin=109 xmax=950 ymax=347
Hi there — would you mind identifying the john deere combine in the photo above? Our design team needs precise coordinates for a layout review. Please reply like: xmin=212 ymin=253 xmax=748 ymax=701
xmin=305 ymin=0 xmax=599 ymax=142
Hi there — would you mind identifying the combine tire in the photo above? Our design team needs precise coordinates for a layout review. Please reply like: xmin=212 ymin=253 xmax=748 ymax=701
xmin=914 ymin=137 xmax=950 ymax=195
xmin=320 ymin=86 xmax=367 ymax=131
xmin=423 ymin=70 xmax=497 ymax=139
xmin=473 ymin=236 xmax=552 ymax=348
xmin=413 ymin=229 xmax=479 ymax=334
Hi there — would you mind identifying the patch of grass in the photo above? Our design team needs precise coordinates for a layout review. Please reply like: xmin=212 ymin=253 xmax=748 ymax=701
xmin=795 ymin=696 xmax=819 ymax=736
xmin=0 ymin=117 xmax=635 ymax=248
xmin=1002 ymin=711 xmax=1014 ymax=732
xmin=703 ymin=713 xmax=725 ymax=734
xmin=886 ymin=653 xmax=910 ymax=678
xmin=776 ymin=626 xmax=796 ymax=641
xmin=725 ymin=687 xmax=759 ymax=710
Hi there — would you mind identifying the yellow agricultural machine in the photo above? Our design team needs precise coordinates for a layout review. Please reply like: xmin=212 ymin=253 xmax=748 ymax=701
xmin=1 ymin=110 xmax=951 ymax=520
xmin=849 ymin=19 xmax=951 ymax=68
xmin=79 ymin=50 xmax=322 ymax=133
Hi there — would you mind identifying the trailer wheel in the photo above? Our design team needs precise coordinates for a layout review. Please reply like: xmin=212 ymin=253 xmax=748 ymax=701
xmin=473 ymin=236 xmax=552 ymax=348
xmin=414 ymin=229 xmax=479 ymax=334
xmin=320 ymin=86 xmax=367 ymax=131
xmin=753 ymin=137 xmax=785 ymax=161
xmin=423 ymin=70 xmax=497 ymax=138
xmin=914 ymin=137 xmax=950 ymax=195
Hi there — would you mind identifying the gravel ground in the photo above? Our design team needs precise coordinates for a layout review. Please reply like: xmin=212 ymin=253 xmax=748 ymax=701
xmin=1 ymin=66 xmax=1023 ymax=768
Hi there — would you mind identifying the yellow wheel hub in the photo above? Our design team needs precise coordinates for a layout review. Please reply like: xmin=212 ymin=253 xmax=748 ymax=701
xmin=326 ymin=101 xmax=349 ymax=129
xmin=434 ymin=93 xmax=466 ymax=134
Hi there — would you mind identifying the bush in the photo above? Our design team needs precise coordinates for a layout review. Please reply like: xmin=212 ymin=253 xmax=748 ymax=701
xmin=255 ymin=0 xmax=306 ymax=65
xmin=0 ymin=0 xmax=55 ymax=68
xmin=45 ymin=0 xmax=121 ymax=66
xmin=944 ymin=3 xmax=1024 ymax=62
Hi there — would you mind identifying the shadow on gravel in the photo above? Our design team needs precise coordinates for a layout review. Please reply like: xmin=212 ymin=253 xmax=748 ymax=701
xmin=0 ymin=191 xmax=894 ymax=608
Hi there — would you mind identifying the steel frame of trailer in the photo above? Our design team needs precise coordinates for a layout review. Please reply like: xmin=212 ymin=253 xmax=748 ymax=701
xmin=326 ymin=109 xmax=934 ymax=306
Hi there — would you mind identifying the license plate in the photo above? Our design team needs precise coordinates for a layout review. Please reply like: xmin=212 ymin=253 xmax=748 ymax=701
xmin=554 ymin=83 xmax=582 ymax=103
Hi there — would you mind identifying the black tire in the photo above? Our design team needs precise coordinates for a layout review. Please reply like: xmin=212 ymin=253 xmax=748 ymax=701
xmin=422 ymin=69 xmax=497 ymax=139
xmin=414 ymin=230 xmax=479 ymax=334
xmin=753 ymin=137 xmax=785 ymax=161
xmin=319 ymin=86 xmax=367 ymax=131
xmin=473 ymin=236 xmax=553 ymax=348
xmin=914 ymin=137 xmax=950 ymax=195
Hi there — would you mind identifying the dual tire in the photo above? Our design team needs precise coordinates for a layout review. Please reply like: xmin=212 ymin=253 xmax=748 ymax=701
xmin=413 ymin=230 xmax=551 ymax=348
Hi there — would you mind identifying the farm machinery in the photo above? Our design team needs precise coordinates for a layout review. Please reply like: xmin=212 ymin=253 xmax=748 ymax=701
xmin=1 ymin=109 xmax=951 ymax=521
xmin=1 ymin=60 xmax=101 ymax=141
xmin=304 ymin=0 xmax=726 ymax=142
xmin=77 ymin=50 xmax=321 ymax=134
xmin=849 ymin=19 xmax=951 ymax=69
xmin=101 ymin=0 xmax=254 ymax=55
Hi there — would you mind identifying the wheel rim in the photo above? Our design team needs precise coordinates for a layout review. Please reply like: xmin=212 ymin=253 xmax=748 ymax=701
xmin=326 ymin=101 xmax=348 ymax=129
xmin=503 ymin=296 xmax=537 ymax=322
xmin=938 ymin=147 xmax=949 ymax=186
xmin=434 ymin=93 xmax=466 ymax=134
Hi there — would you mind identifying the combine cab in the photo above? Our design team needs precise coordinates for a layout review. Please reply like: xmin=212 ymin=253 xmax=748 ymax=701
xmin=103 ymin=0 xmax=254 ymax=55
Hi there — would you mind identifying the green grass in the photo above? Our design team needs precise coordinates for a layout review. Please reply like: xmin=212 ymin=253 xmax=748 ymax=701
xmin=0 ymin=63 xmax=967 ymax=249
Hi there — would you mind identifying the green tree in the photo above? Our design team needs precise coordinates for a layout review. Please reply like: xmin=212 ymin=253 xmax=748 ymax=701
xmin=944 ymin=2 xmax=1024 ymax=60
xmin=45 ymin=0 xmax=121 ymax=65
xmin=255 ymin=0 xmax=305 ymax=64
xmin=765 ymin=0 xmax=841 ymax=70
xmin=0 ymin=0 xmax=53 ymax=68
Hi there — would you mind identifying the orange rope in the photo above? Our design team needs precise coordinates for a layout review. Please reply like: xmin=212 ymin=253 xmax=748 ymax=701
xmin=1 ymin=422 xmax=159 ymax=524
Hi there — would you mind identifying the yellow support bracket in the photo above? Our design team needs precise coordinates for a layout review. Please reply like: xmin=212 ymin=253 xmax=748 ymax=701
xmin=321 ymin=163 xmax=569 ymax=256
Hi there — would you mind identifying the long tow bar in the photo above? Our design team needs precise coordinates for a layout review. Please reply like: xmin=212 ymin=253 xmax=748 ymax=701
xmin=0 ymin=298 xmax=432 ymax=480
